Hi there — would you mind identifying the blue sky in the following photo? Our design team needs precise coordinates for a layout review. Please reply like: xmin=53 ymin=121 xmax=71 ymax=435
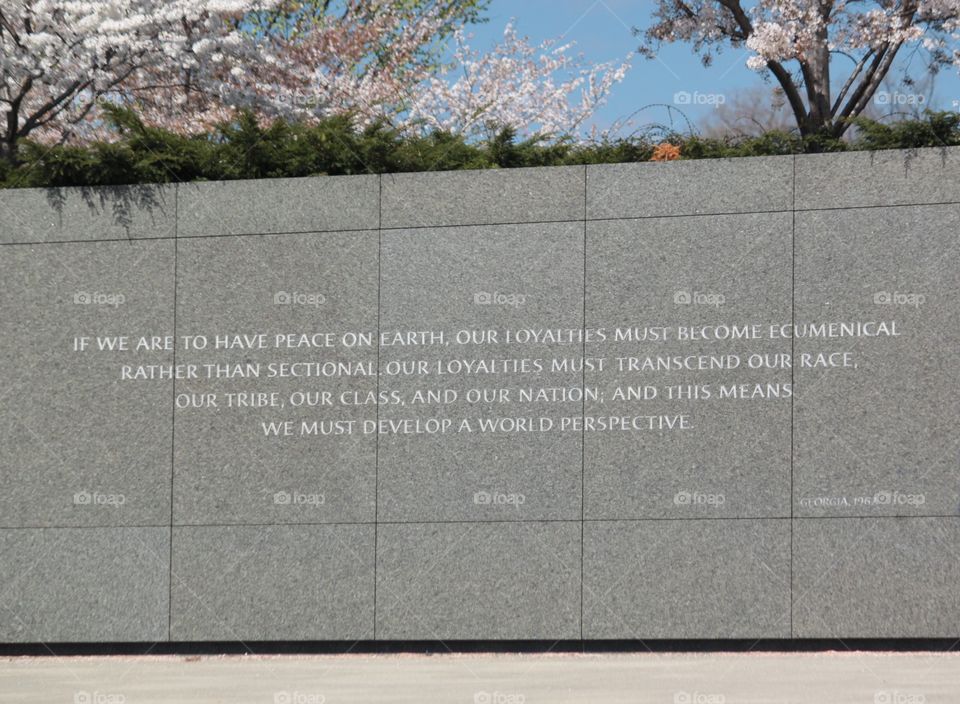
xmin=461 ymin=0 xmax=960 ymax=135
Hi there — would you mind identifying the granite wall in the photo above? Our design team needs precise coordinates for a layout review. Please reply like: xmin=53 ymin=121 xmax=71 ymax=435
xmin=1 ymin=147 xmax=959 ymax=642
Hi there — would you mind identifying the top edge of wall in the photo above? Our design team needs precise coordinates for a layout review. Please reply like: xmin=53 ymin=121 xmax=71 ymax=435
xmin=380 ymin=165 xmax=585 ymax=229
xmin=794 ymin=146 xmax=960 ymax=210
xmin=2 ymin=146 xmax=958 ymax=244
xmin=586 ymin=154 xmax=795 ymax=220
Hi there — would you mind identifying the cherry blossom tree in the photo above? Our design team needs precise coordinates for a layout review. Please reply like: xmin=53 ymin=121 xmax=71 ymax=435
xmin=638 ymin=0 xmax=960 ymax=139
xmin=402 ymin=22 xmax=631 ymax=140
xmin=2 ymin=0 xmax=629 ymax=164
xmin=0 ymin=0 xmax=492 ymax=159
xmin=199 ymin=10 xmax=631 ymax=141
xmin=236 ymin=2 xmax=456 ymax=126
xmin=124 ymin=0 xmax=492 ymax=133
xmin=0 ymin=0 xmax=288 ymax=162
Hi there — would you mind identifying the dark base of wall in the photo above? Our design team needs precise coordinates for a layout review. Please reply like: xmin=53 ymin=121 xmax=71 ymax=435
xmin=1 ymin=639 xmax=957 ymax=656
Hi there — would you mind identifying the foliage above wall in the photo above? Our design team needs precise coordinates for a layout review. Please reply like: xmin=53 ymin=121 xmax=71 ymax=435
xmin=2 ymin=108 xmax=959 ymax=190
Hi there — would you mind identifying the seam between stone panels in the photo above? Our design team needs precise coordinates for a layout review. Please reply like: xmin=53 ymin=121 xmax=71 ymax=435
xmin=792 ymin=200 xmax=960 ymax=213
xmin=374 ymin=172 xmax=382 ymax=640
xmin=580 ymin=163 xmax=587 ymax=641
xmin=174 ymin=183 xmax=179 ymax=240
xmin=0 ymin=228 xmax=382 ymax=246
xmin=168 ymin=208 xmax=178 ymax=643
xmin=376 ymin=197 xmax=960 ymax=225
xmin=175 ymin=228 xmax=382 ymax=239
xmin=586 ymin=209 xmax=793 ymax=222
xmin=379 ymin=218 xmax=584 ymax=231
xmin=790 ymin=154 xmax=796 ymax=639
xmin=4 ymin=198 xmax=960 ymax=247
xmin=0 ymin=212 xmax=790 ymax=246
xmin=2 ymin=515 xmax=953 ymax=530
xmin=312 ymin=515 xmax=959 ymax=522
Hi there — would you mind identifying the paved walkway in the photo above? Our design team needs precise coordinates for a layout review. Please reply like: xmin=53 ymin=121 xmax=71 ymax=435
xmin=1 ymin=652 xmax=958 ymax=703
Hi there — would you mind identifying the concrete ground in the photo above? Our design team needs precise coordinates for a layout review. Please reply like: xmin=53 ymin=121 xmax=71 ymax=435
xmin=1 ymin=652 xmax=958 ymax=704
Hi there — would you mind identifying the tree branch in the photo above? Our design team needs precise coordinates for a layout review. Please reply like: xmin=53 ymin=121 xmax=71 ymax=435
xmin=17 ymin=79 xmax=88 ymax=136
xmin=715 ymin=0 xmax=809 ymax=131
xmin=834 ymin=0 xmax=920 ymax=132
xmin=831 ymin=48 xmax=874 ymax=115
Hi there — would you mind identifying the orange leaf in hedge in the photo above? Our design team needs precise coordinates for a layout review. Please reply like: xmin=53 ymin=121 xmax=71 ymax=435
xmin=651 ymin=143 xmax=681 ymax=161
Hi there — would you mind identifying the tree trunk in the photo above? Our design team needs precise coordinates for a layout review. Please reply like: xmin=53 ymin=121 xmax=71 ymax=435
xmin=3 ymin=102 xmax=20 ymax=168
xmin=0 ymin=138 xmax=16 ymax=169
xmin=806 ymin=15 xmax=833 ymax=129
xmin=795 ymin=3 xmax=835 ymax=151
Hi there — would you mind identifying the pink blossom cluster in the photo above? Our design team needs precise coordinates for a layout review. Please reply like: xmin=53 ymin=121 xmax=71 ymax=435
xmin=1 ymin=0 xmax=632 ymax=150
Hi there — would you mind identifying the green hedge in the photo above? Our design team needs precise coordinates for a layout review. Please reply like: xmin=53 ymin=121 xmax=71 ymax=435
xmin=3 ymin=107 xmax=960 ymax=189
